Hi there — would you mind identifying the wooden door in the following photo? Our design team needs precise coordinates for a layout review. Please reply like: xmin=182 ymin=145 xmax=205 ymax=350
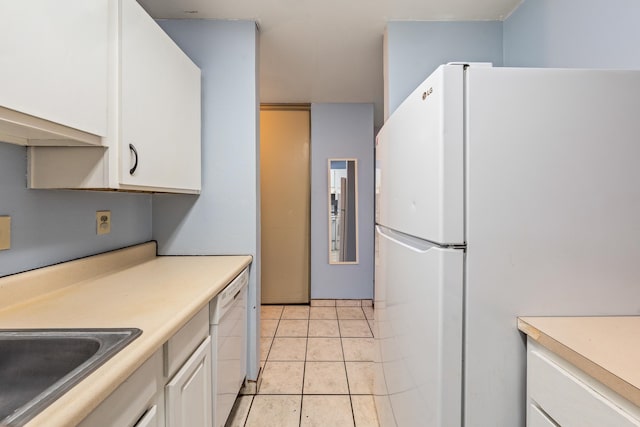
xmin=260 ymin=106 xmax=310 ymax=304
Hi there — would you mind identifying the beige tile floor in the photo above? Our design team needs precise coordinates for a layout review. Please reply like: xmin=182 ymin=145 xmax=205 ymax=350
xmin=225 ymin=300 xmax=379 ymax=427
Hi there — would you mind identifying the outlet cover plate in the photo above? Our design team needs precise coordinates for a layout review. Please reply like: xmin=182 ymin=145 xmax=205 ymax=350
xmin=96 ymin=211 xmax=111 ymax=235
xmin=0 ymin=216 xmax=10 ymax=250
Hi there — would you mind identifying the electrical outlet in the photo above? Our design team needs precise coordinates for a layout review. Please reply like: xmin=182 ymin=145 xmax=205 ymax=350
xmin=0 ymin=216 xmax=10 ymax=250
xmin=96 ymin=211 xmax=111 ymax=235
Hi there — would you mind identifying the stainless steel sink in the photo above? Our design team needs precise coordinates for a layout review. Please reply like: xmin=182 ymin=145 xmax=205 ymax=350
xmin=0 ymin=328 xmax=142 ymax=427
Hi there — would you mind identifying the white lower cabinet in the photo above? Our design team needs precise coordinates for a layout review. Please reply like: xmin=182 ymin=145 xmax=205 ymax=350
xmin=165 ymin=336 xmax=212 ymax=427
xmin=526 ymin=339 xmax=640 ymax=426
xmin=162 ymin=305 xmax=211 ymax=427
xmin=78 ymin=350 xmax=164 ymax=427
xmin=79 ymin=306 xmax=212 ymax=427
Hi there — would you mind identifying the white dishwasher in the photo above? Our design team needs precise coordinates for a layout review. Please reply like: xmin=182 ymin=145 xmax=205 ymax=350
xmin=209 ymin=268 xmax=248 ymax=427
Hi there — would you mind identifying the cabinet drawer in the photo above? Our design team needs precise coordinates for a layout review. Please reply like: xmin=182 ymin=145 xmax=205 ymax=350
xmin=78 ymin=350 xmax=163 ymax=427
xmin=528 ymin=343 xmax=640 ymax=427
xmin=164 ymin=305 xmax=209 ymax=378
xmin=529 ymin=404 xmax=558 ymax=427
xmin=134 ymin=405 xmax=158 ymax=427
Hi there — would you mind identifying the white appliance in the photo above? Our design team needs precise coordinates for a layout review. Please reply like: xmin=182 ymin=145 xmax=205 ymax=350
xmin=210 ymin=268 xmax=248 ymax=427
xmin=374 ymin=63 xmax=640 ymax=426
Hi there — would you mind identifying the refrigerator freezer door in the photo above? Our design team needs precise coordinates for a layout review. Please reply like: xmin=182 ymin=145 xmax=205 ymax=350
xmin=374 ymin=225 xmax=464 ymax=427
xmin=376 ymin=64 xmax=464 ymax=245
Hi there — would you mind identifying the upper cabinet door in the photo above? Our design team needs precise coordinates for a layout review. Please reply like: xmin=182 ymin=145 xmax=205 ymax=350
xmin=0 ymin=0 xmax=108 ymax=143
xmin=119 ymin=0 xmax=201 ymax=192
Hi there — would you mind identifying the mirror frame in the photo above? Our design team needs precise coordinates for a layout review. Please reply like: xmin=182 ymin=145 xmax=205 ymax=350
xmin=328 ymin=158 xmax=359 ymax=265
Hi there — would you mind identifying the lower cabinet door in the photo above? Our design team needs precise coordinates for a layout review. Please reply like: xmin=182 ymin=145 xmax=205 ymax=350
xmin=165 ymin=336 xmax=212 ymax=427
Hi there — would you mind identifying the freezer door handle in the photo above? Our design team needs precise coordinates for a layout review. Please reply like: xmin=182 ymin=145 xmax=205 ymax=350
xmin=376 ymin=225 xmax=438 ymax=253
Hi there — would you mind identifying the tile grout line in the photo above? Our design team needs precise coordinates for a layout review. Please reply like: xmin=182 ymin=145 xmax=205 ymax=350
xmin=240 ymin=395 xmax=255 ymax=427
xmin=263 ymin=326 xmax=276 ymax=365
xmin=248 ymin=304 xmax=282 ymax=426
xmin=354 ymin=306 xmax=370 ymax=425
xmin=351 ymin=306 xmax=375 ymax=426
xmin=340 ymin=314 xmax=358 ymax=427
xmin=254 ymin=304 xmax=283 ymax=426
xmin=299 ymin=306 xmax=311 ymax=427
xmin=365 ymin=304 xmax=375 ymax=337
xmin=261 ymin=306 xmax=283 ymax=390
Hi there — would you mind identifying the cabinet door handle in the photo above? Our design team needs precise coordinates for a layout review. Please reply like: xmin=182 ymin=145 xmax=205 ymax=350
xmin=129 ymin=144 xmax=138 ymax=175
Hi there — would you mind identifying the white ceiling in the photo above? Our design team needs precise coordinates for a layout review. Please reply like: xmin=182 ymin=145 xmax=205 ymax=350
xmin=138 ymin=0 xmax=521 ymax=126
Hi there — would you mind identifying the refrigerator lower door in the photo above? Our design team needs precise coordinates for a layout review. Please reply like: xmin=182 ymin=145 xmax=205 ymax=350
xmin=374 ymin=225 xmax=464 ymax=427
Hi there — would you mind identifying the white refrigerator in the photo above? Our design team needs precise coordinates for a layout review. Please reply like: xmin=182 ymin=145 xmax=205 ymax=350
xmin=374 ymin=63 xmax=640 ymax=426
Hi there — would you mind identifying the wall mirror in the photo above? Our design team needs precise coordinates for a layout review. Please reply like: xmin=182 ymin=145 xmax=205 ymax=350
xmin=328 ymin=159 xmax=358 ymax=264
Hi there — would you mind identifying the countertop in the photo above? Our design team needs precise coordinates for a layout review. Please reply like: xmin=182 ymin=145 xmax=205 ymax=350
xmin=518 ymin=316 xmax=640 ymax=408
xmin=0 ymin=242 xmax=252 ymax=427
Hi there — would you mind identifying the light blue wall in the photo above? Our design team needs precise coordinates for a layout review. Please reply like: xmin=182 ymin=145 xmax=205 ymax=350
xmin=311 ymin=103 xmax=374 ymax=299
xmin=385 ymin=21 xmax=503 ymax=117
xmin=0 ymin=143 xmax=152 ymax=278
xmin=504 ymin=0 xmax=640 ymax=68
xmin=152 ymin=20 xmax=260 ymax=380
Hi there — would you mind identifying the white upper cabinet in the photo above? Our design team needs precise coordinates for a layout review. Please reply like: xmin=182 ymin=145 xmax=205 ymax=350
xmin=119 ymin=0 xmax=201 ymax=191
xmin=25 ymin=0 xmax=202 ymax=193
xmin=0 ymin=0 xmax=109 ymax=146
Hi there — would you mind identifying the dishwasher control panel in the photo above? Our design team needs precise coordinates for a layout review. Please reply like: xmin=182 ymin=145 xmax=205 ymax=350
xmin=210 ymin=268 xmax=248 ymax=323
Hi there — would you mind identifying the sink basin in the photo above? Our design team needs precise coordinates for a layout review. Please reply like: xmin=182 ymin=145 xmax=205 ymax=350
xmin=0 ymin=328 xmax=142 ymax=427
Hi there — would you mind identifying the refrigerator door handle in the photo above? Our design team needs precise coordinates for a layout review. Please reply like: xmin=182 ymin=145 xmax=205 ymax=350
xmin=376 ymin=225 xmax=439 ymax=253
